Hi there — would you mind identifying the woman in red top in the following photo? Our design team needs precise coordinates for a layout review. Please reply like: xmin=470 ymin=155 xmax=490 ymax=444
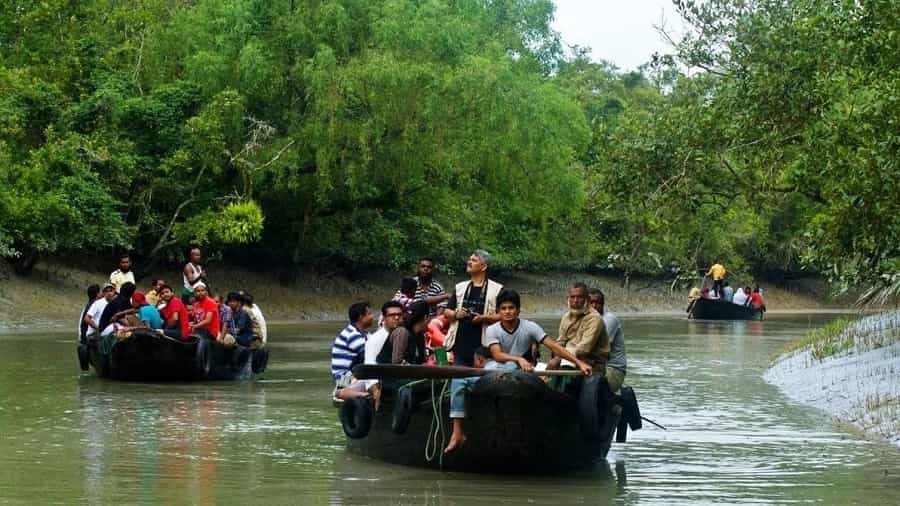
xmin=158 ymin=284 xmax=191 ymax=339
xmin=749 ymin=288 xmax=766 ymax=311
xmin=190 ymin=283 xmax=221 ymax=339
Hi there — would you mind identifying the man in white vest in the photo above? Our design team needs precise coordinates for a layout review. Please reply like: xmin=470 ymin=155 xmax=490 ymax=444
xmin=442 ymin=250 xmax=504 ymax=367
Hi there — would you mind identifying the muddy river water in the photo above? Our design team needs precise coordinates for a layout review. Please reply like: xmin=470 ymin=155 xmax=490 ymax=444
xmin=2 ymin=314 xmax=898 ymax=504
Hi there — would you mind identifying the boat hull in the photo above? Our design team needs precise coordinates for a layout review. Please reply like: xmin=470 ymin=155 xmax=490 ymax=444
xmin=690 ymin=298 xmax=763 ymax=320
xmin=86 ymin=329 xmax=256 ymax=381
xmin=343 ymin=372 xmax=621 ymax=473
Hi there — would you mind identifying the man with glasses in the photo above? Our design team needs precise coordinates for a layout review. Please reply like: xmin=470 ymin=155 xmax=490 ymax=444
xmin=413 ymin=257 xmax=449 ymax=316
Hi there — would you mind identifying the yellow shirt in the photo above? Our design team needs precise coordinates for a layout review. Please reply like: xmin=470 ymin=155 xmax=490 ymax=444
xmin=707 ymin=264 xmax=727 ymax=281
xmin=146 ymin=289 xmax=159 ymax=306
xmin=109 ymin=270 xmax=135 ymax=292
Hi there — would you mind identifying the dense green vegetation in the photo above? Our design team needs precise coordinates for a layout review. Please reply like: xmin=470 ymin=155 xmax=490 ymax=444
xmin=1 ymin=0 xmax=897 ymax=295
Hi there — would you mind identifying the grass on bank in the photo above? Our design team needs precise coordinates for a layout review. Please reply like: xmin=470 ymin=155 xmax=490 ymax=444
xmin=784 ymin=311 xmax=900 ymax=361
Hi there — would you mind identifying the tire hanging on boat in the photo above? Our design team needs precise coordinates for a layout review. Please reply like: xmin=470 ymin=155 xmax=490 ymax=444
xmin=620 ymin=386 xmax=642 ymax=431
xmin=391 ymin=387 xmax=414 ymax=435
xmin=194 ymin=337 xmax=211 ymax=380
xmin=77 ymin=343 xmax=90 ymax=371
xmin=340 ymin=397 xmax=373 ymax=439
xmin=251 ymin=348 xmax=269 ymax=374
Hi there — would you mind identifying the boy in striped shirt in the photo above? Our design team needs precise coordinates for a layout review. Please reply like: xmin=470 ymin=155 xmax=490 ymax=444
xmin=331 ymin=301 xmax=374 ymax=400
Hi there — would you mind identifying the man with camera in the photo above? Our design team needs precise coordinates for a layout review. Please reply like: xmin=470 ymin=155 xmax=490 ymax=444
xmin=442 ymin=250 xmax=504 ymax=367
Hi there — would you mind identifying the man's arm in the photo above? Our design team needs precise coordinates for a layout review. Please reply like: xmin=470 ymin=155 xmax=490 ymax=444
xmin=542 ymin=338 xmax=592 ymax=376
xmin=488 ymin=343 xmax=533 ymax=371
xmin=84 ymin=312 xmax=99 ymax=330
xmin=390 ymin=328 xmax=410 ymax=364
xmin=424 ymin=293 xmax=450 ymax=305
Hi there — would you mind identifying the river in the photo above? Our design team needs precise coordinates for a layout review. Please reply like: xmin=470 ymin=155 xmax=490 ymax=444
xmin=2 ymin=314 xmax=898 ymax=505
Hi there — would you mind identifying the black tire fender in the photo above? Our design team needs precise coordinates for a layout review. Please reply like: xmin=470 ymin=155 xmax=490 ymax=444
xmin=620 ymin=386 xmax=642 ymax=431
xmin=391 ymin=387 xmax=414 ymax=434
xmin=251 ymin=348 xmax=270 ymax=374
xmin=195 ymin=337 xmax=211 ymax=380
xmin=340 ymin=397 xmax=373 ymax=439
xmin=77 ymin=344 xmax=90 ymax=371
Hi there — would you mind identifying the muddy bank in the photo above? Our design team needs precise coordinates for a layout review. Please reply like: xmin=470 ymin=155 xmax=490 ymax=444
xmin=0 ymin=259 xmax=835 ymax=332
xmin=765 ymin=311 xmax=900 ymax=448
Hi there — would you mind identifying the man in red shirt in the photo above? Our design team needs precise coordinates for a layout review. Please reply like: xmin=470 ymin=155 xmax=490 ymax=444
xmin=190 ymin=283 xmax=220 ymax=340
xmin=158 ymin=284 xmax=191 ymax=339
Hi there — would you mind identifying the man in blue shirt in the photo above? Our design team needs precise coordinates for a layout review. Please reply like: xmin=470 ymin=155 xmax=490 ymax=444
xmin=331 ymin=301 xmax=374 ymax=400
xmin=132 ymin=291 xmax=163 ymax=330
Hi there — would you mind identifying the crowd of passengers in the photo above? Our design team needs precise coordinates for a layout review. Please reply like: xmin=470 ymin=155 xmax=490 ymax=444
xmin=686 ymin=261 xmax=767 ymax=316
xmin=77 ymin=248 xmax=268 ymax=356
xmin=329 ymin=250 xmax=627 ymax=454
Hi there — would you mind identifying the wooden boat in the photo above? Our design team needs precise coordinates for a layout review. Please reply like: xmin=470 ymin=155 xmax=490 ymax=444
xmin=689 ymin=297 xmax=763 ymax=320
xmin=79 ymin=328 xmax=270 ymax=381
xmin=336 ymin=365 xmax=633 ymax=474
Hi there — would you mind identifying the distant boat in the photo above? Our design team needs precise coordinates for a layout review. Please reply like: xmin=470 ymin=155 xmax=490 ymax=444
xmin=78 ymin=328 xmax=269 ymax=381
xmin=336 ymin=365 xmax=642 ymax=474
xmin=690 ymin=298 xmax=764 ymax=320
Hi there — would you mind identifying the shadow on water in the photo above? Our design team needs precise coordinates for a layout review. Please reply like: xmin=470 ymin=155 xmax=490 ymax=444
xmin=2 ymin=316 xmax=900 ymax=505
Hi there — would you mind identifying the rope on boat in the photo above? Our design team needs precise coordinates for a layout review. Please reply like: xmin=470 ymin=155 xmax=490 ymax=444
xmin=424 ymin=379 xmax=449 ymax=469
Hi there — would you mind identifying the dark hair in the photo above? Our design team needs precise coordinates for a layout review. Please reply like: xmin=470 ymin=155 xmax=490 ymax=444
xmin=405 ymin=301 xmax=430 ymax=329
xmin=571 ymin=282 xmax=589 ymax=292
xmin=119 ymin=253 xmax=130 ymax=260
xmin=400 ymin=277 xmax=417 ymax=294
xmin=348 ymin=301 xmax=370 ymax=323
xmin=381 ymin=300 xmax=403 ymax=315
xmin=496 ymin=289 xmax=521 ymax=310
xmin=723 ymin=281 xmax=729 ymax=287
xmin=226 ymin=292 xmax=244 ymax=304
xmin=241 ymin=292 xmax=255 ymax=305
xmin=473 ymin=346 xmax=489 ymax=359
xmin=158 ymin=284 xmax=173 ymax=293
xmin=588 ymin=288 xmax=604 ymax=299
xmin=119 ymin=282 xmax=136 ymax=299
xmin=151 ymin=278 xmax=163 ymax=286
xmin=419 ymin=257 xmax=435 ymax=265
xmin=86 ymin=284 xmax=100 ymax=301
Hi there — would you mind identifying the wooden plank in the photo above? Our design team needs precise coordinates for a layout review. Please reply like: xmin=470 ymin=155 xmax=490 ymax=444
xmin=351 ymin=364 xmax=587 ymax=380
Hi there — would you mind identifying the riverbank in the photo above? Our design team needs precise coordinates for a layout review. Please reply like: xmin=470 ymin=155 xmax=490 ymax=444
xmin=0 ymin=259 xmax=836 ymax=332
xmin=765 ymin=311 xmax=900 ymax=448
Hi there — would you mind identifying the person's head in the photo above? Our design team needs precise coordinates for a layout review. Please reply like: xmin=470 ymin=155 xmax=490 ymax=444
xmin=753 ymin=286 xmax=760 ymax=293
xmin=744 ymin=286 xmax=752 ymax=294
xmin=118 ymin=253 xmax=131 ymax=272
xmin=348 ymin=301 xmax=373 ymax=330
xmin=567 ymin=282 xmax=589 ymax=311
xmin=119 ymin=282 xmax=136 ymax=300
xmin=381 ymin=300 xmax=404 ymax=331
xmin=241 ymin=292 xmax=255 ymax=306
xmin=86 ymin=284 xmax=101 ymax=301
xmin=159 ymin=284 xmax=175 ymax=302
xmin=417 ymin=257 xmax=435 ymax=283
xmin=151 ymin=279 xmax=164 ymax=291
xmin=131 ymin=291 xmax=147 ymax=308
xmin=466 ymin=250 xmax=491 ymax=276
xmin=723 ymin=281 xmax=729 ymax=288
xmin=193 ymin=282 xmax=209 ymax=301
xmin=400 ymin=277 xmax=417 ymax=298
xmin=405 ymin=301 xmax=431 ymax=335
xmin=588 ymin=288 xmax=605 ymax=314
xmin=189 ymin=247 xmax=202 ymax=264
xmin=226 ymin=292 xmax=244 ymax=312
xmin=473 ymin=346 xmax=489 ymax=368
xmin=496 ymin=289 xmax=521 ymax=322
xmin=102 ymin=283 xmax=116 ymax=301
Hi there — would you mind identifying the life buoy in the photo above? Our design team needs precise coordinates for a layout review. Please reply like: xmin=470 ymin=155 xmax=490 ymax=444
xmin=578 ymin=376 xmax=610 ymax=440
xmin=77 ymin=344 xmax=90 ymax=371
xmin=391 ymin=387 xmax=414 ymax=434
xmin=340 ymin=397 xmax=373 ymax=439
xmin=194 ymin=337 xmax=211 ymax=380
xmin=251 ymin=348 xmax=269 ymax=374
xmin=620 ymin=386 xmax=642 ymax=431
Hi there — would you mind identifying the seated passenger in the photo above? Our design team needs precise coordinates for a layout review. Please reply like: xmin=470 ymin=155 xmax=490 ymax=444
xmin=549 ymin=283 xmax=609 ymax=373
xmin=132 ymin=291 xmax=163 ymax=330
xmin=722 ymin=281 xmax=734 ymax=302
xmin=445 ymin=289 xmax=592 ymax=453
xmin=376 ymin=301 xmax=429 ymax=365
xmin=79 ymin=284 xmax=101 ymax=343
xmin=732 ymin=286 xmax=748 ymax=306
xmin=366 ymin=301 xmax=404 ymax=367
xmin=686 ymin=286 xmax=701 ymax=316
xmin=189 ymin=283 xmax=220 ymax=340
xmin=84 ymin=284 xmax=116 ymax=340
xmin=224 ymin=292 xmax=254 ymax=347
xmin=158 ymin=284 xmax=190 ymax=339
xmin=216 ymin=294 xmax=232 ymax=340
xmin=98 ymin=282 xmax=137 ymax=336
xmin=331 ymin=302 xmax=374 ymax=400
xmin=146 ymin=279 xmax=164 ymax=306
xmin=241 ymin=292 xmax=267 ymax=346
xmin=749 ymin=287 xmax=766 ymax=311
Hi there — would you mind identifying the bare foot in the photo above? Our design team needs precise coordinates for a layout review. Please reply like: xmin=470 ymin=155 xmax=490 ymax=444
xmin=443 ymin=433 xmax=466 ymax=453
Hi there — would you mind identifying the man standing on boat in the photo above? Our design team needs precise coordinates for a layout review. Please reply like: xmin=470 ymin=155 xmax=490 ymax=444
xmin=588 ymin=288 xmax=626 ymax=393
xmin=444 ymin=289 xmax=592 ymax=453
xmin=182 ymin=247 xmax=206 ymax=305
xmin=109 ymin=253 xmax=135 ymax=293
xmin=548 ymin=283 xmax=609 ymax=374
xmin=413 ymin=257 xmax=449 ymax=316
xmin=331 ymin=302 xmax=374 ymax=400
xmin=706 ymin=261 xmax=727 ymax=299
xmin=442 ymin=250 xmax=504 ymax=367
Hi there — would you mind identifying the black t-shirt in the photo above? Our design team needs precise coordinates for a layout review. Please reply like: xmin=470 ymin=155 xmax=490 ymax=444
xmin=447 ymin=283 xmax=487 ymax=366
xmin=98 ymin=295 xmax=130 ymax=333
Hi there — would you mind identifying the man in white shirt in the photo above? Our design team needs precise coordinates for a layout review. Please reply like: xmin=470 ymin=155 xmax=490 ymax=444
xmin=364 ymin=301 xmax=405 ymax=390
xmin=84 ymin=283 xmax=116 ymax=339
xmin=109 ymin=254 xmax=136 ymax=293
